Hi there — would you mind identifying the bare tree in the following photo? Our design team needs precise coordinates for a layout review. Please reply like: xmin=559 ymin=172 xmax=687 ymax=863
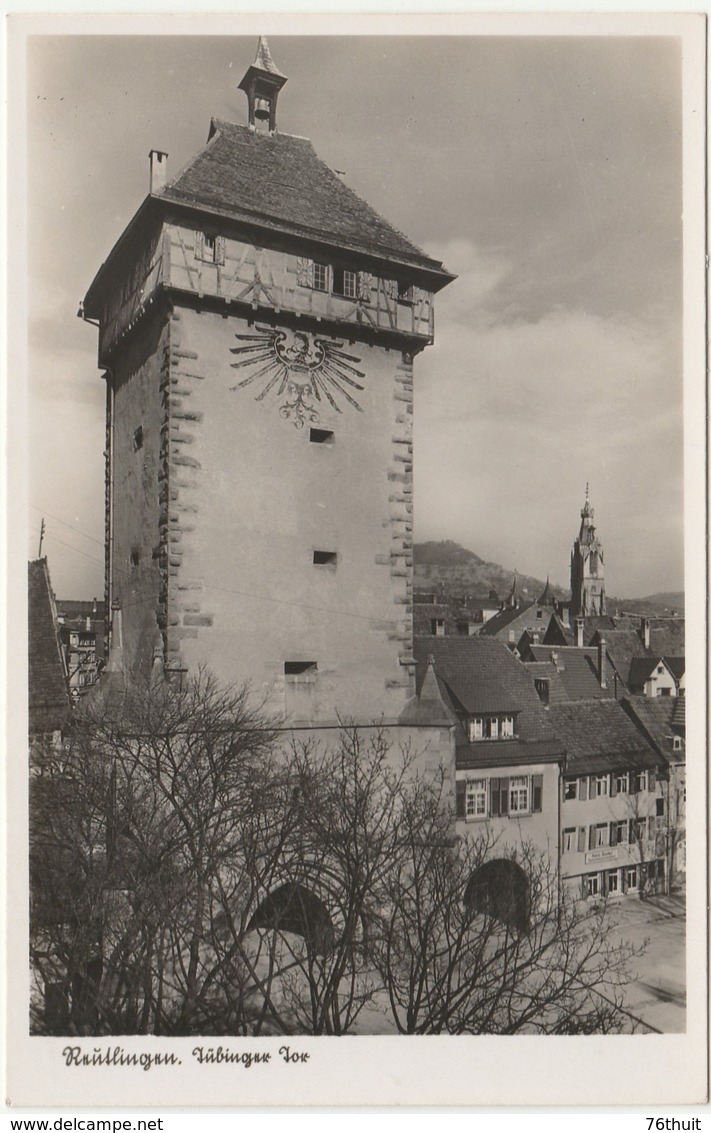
xmin=30 ymin=670 xmax=280 ymax=1035
xmin=30 ymin=681 xmax=643 ymax=1036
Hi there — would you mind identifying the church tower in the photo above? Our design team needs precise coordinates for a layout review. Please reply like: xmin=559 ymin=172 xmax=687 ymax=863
xmin=82 ymin=39 xmax=454 ymax=729
xmin=570 ymin=485 xmax=606 ymax=617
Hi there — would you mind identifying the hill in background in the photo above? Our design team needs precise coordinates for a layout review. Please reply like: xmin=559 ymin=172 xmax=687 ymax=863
xmin=413 ymin=541 xmax=683 ymax=615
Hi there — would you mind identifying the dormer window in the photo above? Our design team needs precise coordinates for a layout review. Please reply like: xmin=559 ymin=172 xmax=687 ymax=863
xmin=468 ymin=715 xmax=516 ymax=741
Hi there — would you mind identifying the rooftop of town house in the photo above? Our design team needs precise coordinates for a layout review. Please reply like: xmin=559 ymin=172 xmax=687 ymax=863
xmin=526 ymin=644 xmax=617 ymax=701
xmin=548 ymin=698 xmax=660 ymax=777
xmin=621 ymin=697 xmax=686 ymax=766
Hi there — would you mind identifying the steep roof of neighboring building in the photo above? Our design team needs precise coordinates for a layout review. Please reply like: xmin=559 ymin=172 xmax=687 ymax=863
xmin=28 ymin=560 xmax=70 ymax=734
xmin=548 ymin=699 xmax=659 ymax=776
xmin=621 ymin=697 xmax=685 ymax=765
xmin=478 ymin=601 xmax=538 ymax=637
xmin=649 ymin=621 xmax=686 ymax=657
xmin=542 ymin=612 xmax=574 ymax=646
xmin=591 ymin=627 xmax=647 ymax=681
xmin=522 ymin=660 xmax=569 ymax=705
xmin=156 ymin=119 xmax=453 ymax=282
xmin=526 ymin=645 xmax=615 ymax=701
xmin=413 ymin=636 xmax=557 ymax=741
xmin=665 ymin=656 xmax=686 ymax=681
xmin=627 ymin=656 xmax=669 ymax=688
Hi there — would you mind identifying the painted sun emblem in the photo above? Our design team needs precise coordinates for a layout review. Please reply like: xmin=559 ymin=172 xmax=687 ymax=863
xmin=229 ymin=326 xmax=365 ymax=428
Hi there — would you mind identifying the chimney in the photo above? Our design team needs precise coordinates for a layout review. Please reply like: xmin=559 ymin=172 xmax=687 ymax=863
xmin=598 ymin=637 xmax=607 ymax=689
xmin=149 ymin=149 xmax=169 ymax=193
xmin=85 ymin=616 xmax=91 ymax=632
xmin=574 ymin=616 xmax=584 ymax=648
xmin=640 ymin=617 xmax=651 ymax=650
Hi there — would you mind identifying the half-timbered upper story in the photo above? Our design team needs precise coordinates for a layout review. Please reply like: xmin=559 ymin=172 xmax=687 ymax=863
xmin=83 ymin=116 xmax=454 ymax=363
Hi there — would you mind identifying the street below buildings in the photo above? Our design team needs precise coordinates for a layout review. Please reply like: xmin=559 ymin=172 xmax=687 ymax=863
xmin=607 ymin=892 xmax=686 ymax=1032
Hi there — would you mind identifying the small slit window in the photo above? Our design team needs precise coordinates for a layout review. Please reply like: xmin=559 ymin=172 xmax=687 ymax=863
xmin=133 ymin=426 xmax=143 ymax=451
xmin=313 ymin=550 xmax=337 ymax=566
xmin=130 ymin=549 xmax=140 ymax=568
xmin=309 ymin=428 xmax=334 ymax=444
xmin=284 ymin=661 xmax=317 ymax=676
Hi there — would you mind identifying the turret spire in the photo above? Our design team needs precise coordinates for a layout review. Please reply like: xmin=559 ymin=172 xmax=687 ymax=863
xmin=238 ymin=36 xmax=288 ymax=133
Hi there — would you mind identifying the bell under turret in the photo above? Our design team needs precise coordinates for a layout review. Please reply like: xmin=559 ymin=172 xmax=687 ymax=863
xmin=238 ymin=36 xmax=288 ymax=133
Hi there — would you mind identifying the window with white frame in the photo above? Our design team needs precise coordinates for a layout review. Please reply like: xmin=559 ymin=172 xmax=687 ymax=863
xmin=468 ymin=718 xmax=483 ymax=741
xmin=589 ymin=823 xmax=609 ymax=850
xmin=509 ymin=776 xmax=529 ymax=814
xmin=312 ymin=263 xmax=330 ymax=292
xmin=563 ymin=827 xmax=577 ymax=853
xmin=626 ymin=866 xmax=638 ymax=890
xmin=468 ymin=715 xmax=516 ymax=741
xmin=595 ymin=774 xmax=609 ymax=797
xmin=333 ymin=267 xmax=358 ymax=298
xmin=585 ymin=873 xmax=600 ymax=897
xmin=465 ymin=779 xmax=488 ymax=819
xmin=615 ymin=772 xmax=629 ymax=794
xmin=564 ymin=779 xmax=577 ymax=801
xmin=607 ymin=870 xmax=619 ymax=893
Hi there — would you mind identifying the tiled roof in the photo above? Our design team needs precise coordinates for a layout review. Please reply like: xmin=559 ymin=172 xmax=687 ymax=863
xmin=478 ymin=601 xmax=538 ymax=637
xmin=413 ymin=636 xmax=557 ymax=742
xmin=548 ymin=699 xmax=659 ymax=776
xmin=665 ymin=656 xmax=686 ymax=681
xmin=456 ymin=737 xmax=563 ymax=772
xmin=157 ymin=119 xmax=453 ymax=280
xmin=649 ymin=621 xmax=686 ymax=657
xmin=627 ymin=656 xmax=666 ymax=688
xmin=523 ymin=661 xmax=571 ymax=705
xmin=542 ymin=613 xmax=574 ymax=646
xmin=671 ymin=696 xmax=686 ymax=729
xmin=621 ymin=697 xmax=685 ymax=765
xmin=527 ymin=645 xmax=615 ymax=701
xmin=591 ymin=627 xmax=647 ymax=682
xmin=28 ymin=560 xmax=70 ymax=734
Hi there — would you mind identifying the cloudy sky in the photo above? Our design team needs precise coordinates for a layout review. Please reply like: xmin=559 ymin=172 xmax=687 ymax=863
xmin=24 ymin=29 xmax=689 ymax=599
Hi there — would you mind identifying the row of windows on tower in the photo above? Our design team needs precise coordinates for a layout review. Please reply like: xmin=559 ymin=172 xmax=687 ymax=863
xmin=194 ymin=231 xmax=418 ymax=302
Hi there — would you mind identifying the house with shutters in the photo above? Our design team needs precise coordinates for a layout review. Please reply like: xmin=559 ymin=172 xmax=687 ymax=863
xmin=622 ymin=696 xmax=686 ymax=891
xmin=412 ymin=636 xmax=565 ymax=862
xmin=550 ymin=699 xmax=666 ymax=899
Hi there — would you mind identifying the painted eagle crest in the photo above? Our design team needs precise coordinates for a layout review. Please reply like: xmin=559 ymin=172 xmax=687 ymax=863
xmin=229 ymin=326 xmax=365 ymax=428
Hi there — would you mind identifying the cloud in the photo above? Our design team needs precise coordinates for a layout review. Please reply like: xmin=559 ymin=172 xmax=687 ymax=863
xmin=414 ymin=240 xmax=683 ymax=594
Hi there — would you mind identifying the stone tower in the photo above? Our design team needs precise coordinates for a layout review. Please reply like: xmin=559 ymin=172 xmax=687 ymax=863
xmin=82 ymin=39 xmax=454 ymax=729
xmin=570 ymin=485 xmax=606 ymax=617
